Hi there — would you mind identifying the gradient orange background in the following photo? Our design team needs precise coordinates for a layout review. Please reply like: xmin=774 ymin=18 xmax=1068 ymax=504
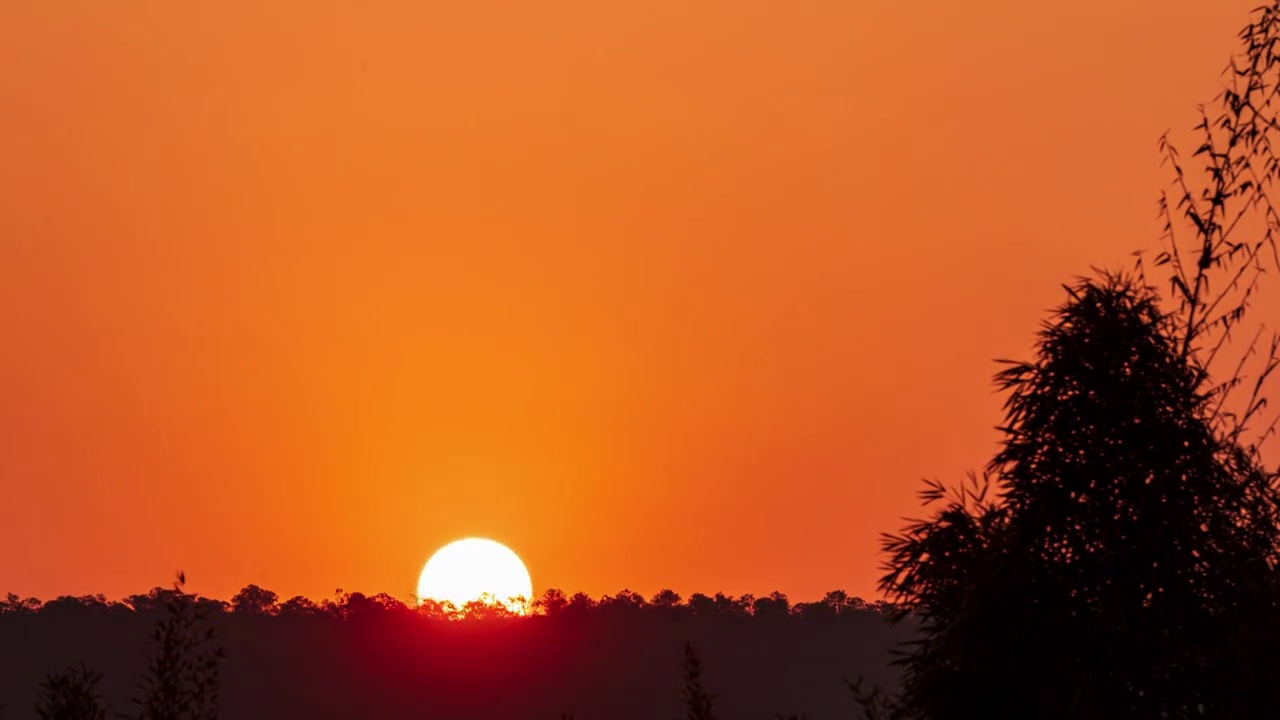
xmin=0 ymin=0 xmax=1269 ymax=603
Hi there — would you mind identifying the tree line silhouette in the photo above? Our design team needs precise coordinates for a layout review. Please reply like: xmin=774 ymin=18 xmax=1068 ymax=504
xmin=3 ymin=585 xmax=893 ymax=623
xmin=1 ymin=581 xmax=906 ymax=718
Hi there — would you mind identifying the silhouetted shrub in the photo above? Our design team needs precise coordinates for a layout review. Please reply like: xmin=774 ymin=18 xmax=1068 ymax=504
xmin=34 ymin=664 xmax=108 ymax=720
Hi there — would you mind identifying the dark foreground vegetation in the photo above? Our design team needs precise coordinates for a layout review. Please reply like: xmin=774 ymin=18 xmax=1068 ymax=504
xmin=13 ymin=3 xmax=1280 ymax=719
xmin=852 ymin=4 xmax=1280 ymax=718
xmin=0 ymin=584 xmax=907 ymax=719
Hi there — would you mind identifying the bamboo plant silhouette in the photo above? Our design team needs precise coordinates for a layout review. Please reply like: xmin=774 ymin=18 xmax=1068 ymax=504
xmin=858 ymin=3 xmax=1280 ymax=716
xmin=1150 ymin=1 xmax=1280 ymax=443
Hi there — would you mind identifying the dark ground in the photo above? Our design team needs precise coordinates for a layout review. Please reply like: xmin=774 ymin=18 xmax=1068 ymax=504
xmin=0 ymin=601 xmax=909 ymax=719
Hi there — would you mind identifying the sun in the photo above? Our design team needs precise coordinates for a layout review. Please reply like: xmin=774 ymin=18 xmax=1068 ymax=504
xmin=417 ymin=538 xmax=533 ymax=613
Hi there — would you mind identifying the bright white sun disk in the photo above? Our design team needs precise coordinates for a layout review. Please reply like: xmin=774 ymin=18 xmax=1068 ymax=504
xmin=417 ymin=538 xmax=533 ymax=612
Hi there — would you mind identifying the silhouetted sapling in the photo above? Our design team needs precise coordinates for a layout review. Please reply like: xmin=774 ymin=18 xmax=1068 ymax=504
xmin=34 ymin=664 xmax=108 ymax=720
xmin=681 ymin=643 xmax=717 ymax=720
xmin=134 ymin=572 xmax=224 ymax=720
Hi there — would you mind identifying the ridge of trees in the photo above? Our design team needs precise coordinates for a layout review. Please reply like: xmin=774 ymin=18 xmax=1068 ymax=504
xmin=1 ymin=585 xmax=894 ymax=623
xmin=4 ymin=577 xmax=903 ymax=719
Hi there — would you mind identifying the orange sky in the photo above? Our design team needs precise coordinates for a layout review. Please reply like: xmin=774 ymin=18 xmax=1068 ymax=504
xmin=0 ymin=0 xmax=1271 ymax=604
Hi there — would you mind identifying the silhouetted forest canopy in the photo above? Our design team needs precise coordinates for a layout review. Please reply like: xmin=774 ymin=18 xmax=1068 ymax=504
xmin=0 ymin=583 xmax=907 ymax=719
xmin=0 ymin=583 xmax=896 ymax=621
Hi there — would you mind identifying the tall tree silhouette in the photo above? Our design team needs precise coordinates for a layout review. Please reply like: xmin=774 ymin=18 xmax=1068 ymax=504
xmin=868 ymin=3 xmax=1280 ymax=717
xmin=990 ymin=275 xmax=1280 ymax=715
xmin=879 ymin=275 xmax=1280 ymax=718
